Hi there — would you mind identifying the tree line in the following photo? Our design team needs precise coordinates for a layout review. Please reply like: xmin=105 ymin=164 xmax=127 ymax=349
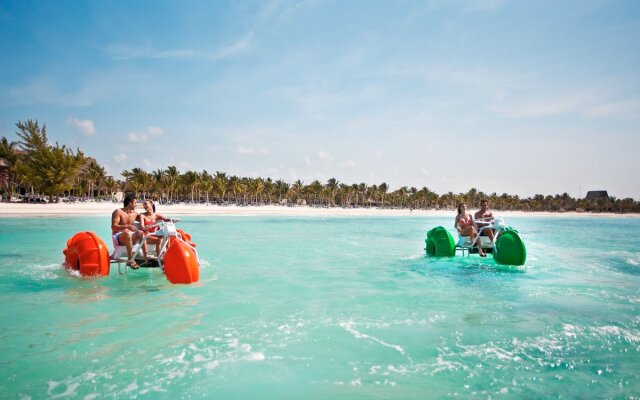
xmin=1 ymin=119 xmax=639 ymax=213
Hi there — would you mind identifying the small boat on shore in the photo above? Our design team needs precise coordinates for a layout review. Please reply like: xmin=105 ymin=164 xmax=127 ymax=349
xmin=63 ymin=219 xmax=200 ymax=284
xmin=425 ymin=217 xmax=527 ymax=266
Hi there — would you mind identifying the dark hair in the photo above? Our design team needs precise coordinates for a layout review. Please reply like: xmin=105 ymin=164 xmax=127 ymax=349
xmin=123 ymin=194 xmax=136 ymax=207
xmin=480 ymin=199 xmax=488 ymax=205
xmin=457 ymin=203 xmax=466 ymax=215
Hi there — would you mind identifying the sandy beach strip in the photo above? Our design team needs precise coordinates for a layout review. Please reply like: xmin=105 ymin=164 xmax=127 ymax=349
xmin=0 ymin=202 xmax=637 ymax=218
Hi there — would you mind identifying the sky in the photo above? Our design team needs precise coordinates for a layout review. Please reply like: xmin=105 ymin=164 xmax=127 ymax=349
xmin=0 ymin=0 xmax=639 ymax=199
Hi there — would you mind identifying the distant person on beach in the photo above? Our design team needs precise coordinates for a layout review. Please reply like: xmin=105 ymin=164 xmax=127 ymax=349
xmin=139 ymin=199 xmax=170 ymax=255
xmin=474 ymin=199 xmax=495 ymax=241
xmin=111 ymin=194 xmax=146 ymax=269
xmin=455 ymin=202 xmax=486 ymax=257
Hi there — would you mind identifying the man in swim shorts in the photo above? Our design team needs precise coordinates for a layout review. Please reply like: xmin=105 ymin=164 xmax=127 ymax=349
xmin=111 ymin=194 xmax=145 ymax=269
xmin=474 ymin=199 xmax=495 ymax=241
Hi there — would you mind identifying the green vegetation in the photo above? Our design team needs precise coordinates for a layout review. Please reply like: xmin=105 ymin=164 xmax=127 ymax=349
xmin=1 ymin=119 xmax=639 ymax=213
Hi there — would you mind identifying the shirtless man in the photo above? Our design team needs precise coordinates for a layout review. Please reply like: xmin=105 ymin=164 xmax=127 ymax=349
xmin=111 ymin=194 xmax=145 ymax=269
xmin=474 ymin=199 xmax=495 ymax=242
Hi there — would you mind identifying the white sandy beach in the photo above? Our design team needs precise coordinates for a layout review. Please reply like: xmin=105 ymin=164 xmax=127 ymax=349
xmin=0 ymin=202 xmax=637 ymax=218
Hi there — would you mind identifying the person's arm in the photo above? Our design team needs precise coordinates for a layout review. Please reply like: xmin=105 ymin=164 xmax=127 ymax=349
xmin=471 ymin=213 xmax=479 ymax=229
xmin=137 ymin=214 xmax=149 ymax=231
xmin=454 ymin=215 xmax=461 ymax=232
xmin=156 ymin=214 xmax=169 ymax=222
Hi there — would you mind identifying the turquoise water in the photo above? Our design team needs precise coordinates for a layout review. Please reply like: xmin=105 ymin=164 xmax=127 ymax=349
xmin=0 ymin=215 xmax=639 ymax=398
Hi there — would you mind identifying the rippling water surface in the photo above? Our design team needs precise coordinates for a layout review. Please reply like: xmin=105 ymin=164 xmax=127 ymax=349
xmin=0 ymin=215 xmax=639 ymax=398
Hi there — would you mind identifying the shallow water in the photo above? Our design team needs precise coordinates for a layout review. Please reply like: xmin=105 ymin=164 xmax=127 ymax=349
xmin=0 ymin=215 xmax=638 ymax=398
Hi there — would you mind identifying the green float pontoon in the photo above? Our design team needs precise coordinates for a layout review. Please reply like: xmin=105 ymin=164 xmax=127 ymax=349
xmin=425 ymin=226 xmax=456 ymax=257
xmin=425 ymin=217 xmax=527 ymax=266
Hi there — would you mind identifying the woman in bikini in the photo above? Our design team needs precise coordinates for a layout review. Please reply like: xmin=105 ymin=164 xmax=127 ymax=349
xmin=454 ymin=202 xmax=486 ymax=257
xmin=138 ymin=200 xmax=170 ymax=257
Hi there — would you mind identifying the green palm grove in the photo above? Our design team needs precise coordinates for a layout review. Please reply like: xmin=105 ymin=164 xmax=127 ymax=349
xmin=1 ymin=120 xmax=638 ymax=213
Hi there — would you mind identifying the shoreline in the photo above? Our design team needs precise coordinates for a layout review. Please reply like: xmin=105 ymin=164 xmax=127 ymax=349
xmin=0 ymin=202 xmax=638 ymax=218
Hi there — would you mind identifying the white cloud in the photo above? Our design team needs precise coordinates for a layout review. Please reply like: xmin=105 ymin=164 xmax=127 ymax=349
xmin=237 ymin=146 xmax=269 ymax=155
xmin=104 ymin=31 xmax=254 ymax=61
xmin=104 ymin=44 xmax=195 ymax=60
xmin=489 ymin=93 xmax=595 ymax=117
xmin=6 ymin=72 xmax=125 ymax=107
xmin=213 ymin=31 xmax=254 ymax=60
xmin=341 ymin=160 xmax=356 ymax=168
xmin=127 ymin=126 xmax=164 ymax=143
xmin=67 ymin=117 xmax=96 ymax=136
xmin=318 ymin=151 xmax=333 ymax=161
xmin=304 ymin=156 xmax=312 ymax=166
xmin=585 ymin=98 xmax=640 ymax=117
xmin=373 ymin=150 xmax=384 ymax=159
xmin=115 ymin=153 xmax=127 ymax=163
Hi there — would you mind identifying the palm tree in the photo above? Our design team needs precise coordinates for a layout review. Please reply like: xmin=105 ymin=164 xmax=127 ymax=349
xmin=165 ymin=166 xmax=180 ymax=202
xmin=326 ymin=178 xmax=339 ymax=206
xmin=1 ymin=137 xmax=19 ymax=196
xmin=14 ymin=120 xmax=85 ymax=202
xmin=199 ymin=171 xmax=214 ymax=204
xmin=291 ymin=180 xmax=304 ymax=204
xmin=229 ymin=178 xmax=246 ymax=204
xmin=103 ymin=176 xmax=119 ymax=200
xmin=378 ymin=182 xmax=388 ymax=208
xmin=264 ymin=178 xmax=274 ymax=204
xmin=181 ymin=170 xmax=200 ymax=203
xmin=307 ymin=180 xmax=323 ymax=205
xmin=213 ymin=171 xmax=228 ymax=203
xmin=83 ymin=161 xmax=106 ymax=198
xmin=0 ymin=137 xmax=18 ymax=163
xmin=250 ymin=178 xmax=265 ymax=204
xmin=274 ymin=179 xmax=290 ymax=204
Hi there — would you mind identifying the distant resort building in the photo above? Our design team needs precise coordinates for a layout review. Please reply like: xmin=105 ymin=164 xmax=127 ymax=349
xmin=585 ymin=190 xmax=609 ymax=200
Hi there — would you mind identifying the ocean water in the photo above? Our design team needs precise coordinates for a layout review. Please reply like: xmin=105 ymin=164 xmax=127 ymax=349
xmin=0 ymin=215 xmax=639 ymax=399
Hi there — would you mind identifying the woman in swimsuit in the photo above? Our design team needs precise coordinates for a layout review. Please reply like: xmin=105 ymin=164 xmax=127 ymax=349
xmin=454 ymin=202 xmax=486 ymax=257
xmin=138 ymin=200 xmax=170 ymax=256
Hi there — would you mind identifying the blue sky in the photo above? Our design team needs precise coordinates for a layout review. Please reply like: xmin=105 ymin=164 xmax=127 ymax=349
xmin=1 ymin=0 xmax=639 ymax=199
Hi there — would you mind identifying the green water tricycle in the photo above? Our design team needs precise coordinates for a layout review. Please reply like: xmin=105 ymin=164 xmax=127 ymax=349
xmin=425 ymin=217 xmax=527 ymax=266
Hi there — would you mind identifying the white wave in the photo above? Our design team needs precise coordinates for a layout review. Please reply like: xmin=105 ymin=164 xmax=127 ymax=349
xmin=339 ymin=321 xmax=405 ymax=355
xmin=591 ymin=325 xmax=640 ymax=344
xmin=430 ymin=354 xmax=467 ymax=374
xmin=458 ymin=341 xmax=518 ymax=361
xmin=387 ymin=364 xmax=409 ymax=374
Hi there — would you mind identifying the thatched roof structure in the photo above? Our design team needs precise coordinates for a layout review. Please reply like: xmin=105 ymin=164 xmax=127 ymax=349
xmin=585 ymin=190 xmax=609 ymax=200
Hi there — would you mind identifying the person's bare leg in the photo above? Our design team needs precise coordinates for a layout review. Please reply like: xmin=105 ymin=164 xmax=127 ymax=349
xmin=133 ymin=231 xmax=150 ymax=261
xmin=147 ymin=236 xmax=160 ymax=256
xmin=119 ymin=232 xmax=139 ymax=268
xmin=119 ymin=232 xmax=133 ymax=260
xmin=472 ymin=228 xmax=485 ymax=256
